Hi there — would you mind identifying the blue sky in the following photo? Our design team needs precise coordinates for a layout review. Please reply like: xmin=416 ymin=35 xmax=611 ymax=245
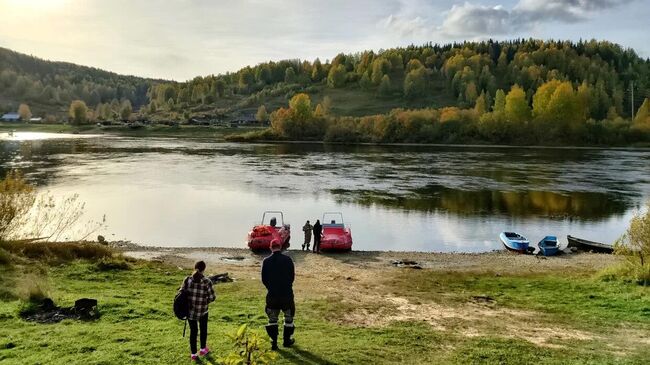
xmin=0 ymin=0 xmax=648 ymax=81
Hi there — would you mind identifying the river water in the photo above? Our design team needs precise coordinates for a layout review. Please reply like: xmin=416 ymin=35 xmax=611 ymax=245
xmin=1 ymin=132 xmax=649 ymax=252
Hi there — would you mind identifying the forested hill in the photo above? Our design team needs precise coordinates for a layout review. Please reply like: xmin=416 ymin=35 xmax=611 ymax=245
xmin=1 ymin=39 xmax=649 ymax=134
xmin=148 ymin=39 xmax=649 ymax=121
xmin=0 ymin=47 xmax=159 ymax=117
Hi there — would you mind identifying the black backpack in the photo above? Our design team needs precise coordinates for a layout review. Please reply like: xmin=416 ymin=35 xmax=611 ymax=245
xmin=173 ymin=277 xmax=190 ymax=320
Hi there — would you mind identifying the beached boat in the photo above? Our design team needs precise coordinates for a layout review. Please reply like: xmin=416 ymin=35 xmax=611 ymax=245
xmin=567 ymin=235 xmax=613 ymax=254
xmin=500 ymin=232 xmax=530 ymax=253
xmin=246 ymin=211 xmax=290 ymax=251
xmin=319 ymin=212 xmax=353 ymax=252
xmin=537 ymin=235 xmax=559 ymax=256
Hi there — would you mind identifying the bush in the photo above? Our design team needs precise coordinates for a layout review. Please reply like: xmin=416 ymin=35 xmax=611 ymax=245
xmin=614 ymin=201 xmax=650 ymax=285
xmin=0 ymin=241 xmax=114 ymax=263
xmin=0 ymin=247 xmax=11 ymax=266
xmin=220 ymin=324 xmax=277 ymax=365
xmin=16 ymin=273 xmax=49 ymax=303
xmin=95 ymin=257 xmax=131 ymax=271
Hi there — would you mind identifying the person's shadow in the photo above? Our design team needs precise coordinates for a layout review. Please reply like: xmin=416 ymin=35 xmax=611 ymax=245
xmin=278 ymin=346 xmax=336 ymax=365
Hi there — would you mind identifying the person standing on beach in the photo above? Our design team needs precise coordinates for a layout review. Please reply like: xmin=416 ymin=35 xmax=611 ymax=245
xmin=262 ymin=239 xmax=296 ymax=350
xmin=302 ymin=220 xmax=312 ymax=251
xmin=312 ymin=219 xmax=322 ymax=254
xmin=180 ymin=261 xmax=216 ymax=361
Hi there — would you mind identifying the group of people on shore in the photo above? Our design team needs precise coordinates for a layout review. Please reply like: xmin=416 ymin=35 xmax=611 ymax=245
xmin=179 ymin=239 xmax=296 ymax=361
xmin=301 ymin=219 xmax=322 ymax=253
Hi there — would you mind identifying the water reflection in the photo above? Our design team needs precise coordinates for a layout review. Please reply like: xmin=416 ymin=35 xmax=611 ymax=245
xmin=0 ymin=134 xmax=649 ymax=251
xmin=332 ymin=185 xmax=633 ymax=220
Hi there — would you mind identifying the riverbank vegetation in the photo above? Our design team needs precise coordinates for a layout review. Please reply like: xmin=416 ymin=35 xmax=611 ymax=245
xmin=613 ymin=202 xmax=650 ymax=285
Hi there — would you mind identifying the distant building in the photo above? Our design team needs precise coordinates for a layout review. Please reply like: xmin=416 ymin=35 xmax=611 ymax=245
xmin=1 ymin=113 xmax=21 ymax=122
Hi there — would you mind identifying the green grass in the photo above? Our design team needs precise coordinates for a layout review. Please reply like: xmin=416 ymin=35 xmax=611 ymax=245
xmin=384 ymin=270 xmax=650 ymax=330
xmin=0 ymin=259 xmax=648 ymax=364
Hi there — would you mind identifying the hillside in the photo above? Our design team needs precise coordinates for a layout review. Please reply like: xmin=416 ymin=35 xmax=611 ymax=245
xmin=148 ymin=39 xmax=649 ymax=122
xmin=0 ymin=47 xmax=160 ymax=118
xmin=1 ymin=39 xmax=649 ymax=131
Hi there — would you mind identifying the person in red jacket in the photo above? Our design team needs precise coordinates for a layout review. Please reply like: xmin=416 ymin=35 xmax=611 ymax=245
xmin=181 ymin=261 xmax=216 ymax=361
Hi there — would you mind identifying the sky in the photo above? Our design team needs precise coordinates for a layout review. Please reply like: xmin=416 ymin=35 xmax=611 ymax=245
xmin=0 ymin=0 xmax=648 ymax=81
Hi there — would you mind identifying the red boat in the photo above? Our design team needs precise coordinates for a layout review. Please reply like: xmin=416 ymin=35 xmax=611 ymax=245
xmin=319 ymin=212 xmax=353 ymax=252
xmin=247 ymin=211 xmax=291 ymax=251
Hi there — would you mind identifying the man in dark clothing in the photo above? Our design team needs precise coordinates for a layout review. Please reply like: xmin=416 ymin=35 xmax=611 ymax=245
xmin=312 ymin=220 xmax=322 ymax=254
xmin=262 ymin=239 xmax=295 ymax=350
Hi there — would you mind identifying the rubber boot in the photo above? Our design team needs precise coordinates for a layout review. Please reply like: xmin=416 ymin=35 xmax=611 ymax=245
xmin=265 ymin=324 xmax=279 ymax=350
xmin=283 ymin=325 xmax=295 ymax=347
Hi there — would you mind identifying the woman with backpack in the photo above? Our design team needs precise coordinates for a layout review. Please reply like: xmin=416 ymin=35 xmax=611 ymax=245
xmin=180 ymin=260 xmax=216 ymax=361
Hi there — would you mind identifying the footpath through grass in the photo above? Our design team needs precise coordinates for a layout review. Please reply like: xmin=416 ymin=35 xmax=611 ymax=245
xmin=0 ymin=259 xmax=648 ymax=364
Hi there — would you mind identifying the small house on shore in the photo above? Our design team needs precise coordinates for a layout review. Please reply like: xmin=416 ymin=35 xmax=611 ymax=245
xmin=1 ymin=113 xmax=20 ymax=122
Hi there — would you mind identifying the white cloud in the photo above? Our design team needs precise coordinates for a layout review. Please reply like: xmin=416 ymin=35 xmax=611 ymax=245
xmin=439 ymin=3 xmax=512 ymax=37
xmin=383 ymin=0 xmax=637 ymax=40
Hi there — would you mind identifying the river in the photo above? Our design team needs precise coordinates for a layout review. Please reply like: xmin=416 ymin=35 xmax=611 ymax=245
xmin=1 ymin=132 xmax=649 ymax=252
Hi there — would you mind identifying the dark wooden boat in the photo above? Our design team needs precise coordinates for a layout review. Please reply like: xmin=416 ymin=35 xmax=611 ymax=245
xmin=567 ymin=235 xmax=614 ymax=254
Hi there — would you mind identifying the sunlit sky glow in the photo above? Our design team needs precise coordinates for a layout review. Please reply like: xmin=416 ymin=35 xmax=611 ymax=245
xmin=1 ymin=0 xmax=648 ymax=81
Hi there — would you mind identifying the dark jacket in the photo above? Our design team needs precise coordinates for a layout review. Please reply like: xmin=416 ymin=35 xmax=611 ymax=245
xmin=261 ymin=251 xmax=295 ymax=301
xmin=312 ymin=222 xmax=322 ymax=236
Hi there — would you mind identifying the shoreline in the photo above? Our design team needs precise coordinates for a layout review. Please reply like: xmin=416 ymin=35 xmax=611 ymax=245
xmin=114 ymin=243 xmax=620 ymax=275
xmin=2 ymin=123 xmax=650 ymax=149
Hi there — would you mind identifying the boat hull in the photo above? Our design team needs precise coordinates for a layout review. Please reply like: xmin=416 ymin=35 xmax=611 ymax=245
xmin=319 ymin=226 xmax=353 ymax=252
xmin=500 ymin=232 xmax=530 ymax=253
xmin=538 ymin=236 xmax=559 ymax=256
xmin=247 ymin=225 xmax=290 ymax=251
xmin=567 ymin=235 xmax=613 ymax=254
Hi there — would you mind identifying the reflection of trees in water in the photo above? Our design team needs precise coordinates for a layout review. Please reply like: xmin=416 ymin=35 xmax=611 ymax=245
xmin=0 ymin=140 xmax=94 ymax=186
xmin=331 ymin=185 xmax=634 ymax=221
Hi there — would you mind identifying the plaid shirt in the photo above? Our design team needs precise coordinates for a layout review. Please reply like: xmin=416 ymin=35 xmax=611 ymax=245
xmin=182 ymin=275 xmax=216 ymax=320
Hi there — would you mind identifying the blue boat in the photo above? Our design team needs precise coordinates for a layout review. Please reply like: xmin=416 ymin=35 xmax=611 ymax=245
xmin=538 ymin=236 xmax=559 ymax=256
xmin=499 ymin=232 xmax=530 ymax=253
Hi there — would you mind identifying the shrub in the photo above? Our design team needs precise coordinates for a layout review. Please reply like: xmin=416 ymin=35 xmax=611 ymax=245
xmin=0 ymin=171 xmax=36 ymax=242
xmin=95 ymin=257 xmax=131 ymax=271
xmin=614 ymin=201 xmax=650 ymax=285
xmin=16 ymin=273 xmax=49 ymax=303
xmin=220 ymin=324 xmax=277 ymax=365
xmin=0 ymin=171 xmax=106 ymax=242
xmin=0 ymin=247 xmax=11 ymax=266
xmin=0 ymin=241 xmax=113 ymax=263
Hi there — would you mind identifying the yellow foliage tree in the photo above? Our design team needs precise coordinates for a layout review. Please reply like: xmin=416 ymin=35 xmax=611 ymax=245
xmin=504 ymin=85 xmax=530 ymax=123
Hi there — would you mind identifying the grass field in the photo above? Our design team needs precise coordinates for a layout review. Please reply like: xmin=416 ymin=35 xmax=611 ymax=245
xmin=0 ymin=250 xmax=648 ymax=365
